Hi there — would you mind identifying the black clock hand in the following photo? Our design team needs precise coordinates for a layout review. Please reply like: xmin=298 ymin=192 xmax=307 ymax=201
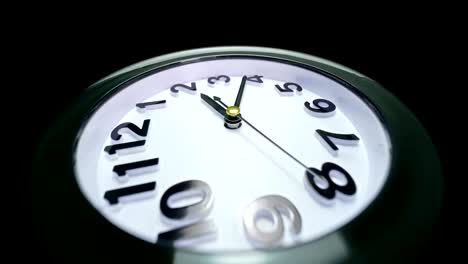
xmin=214 ymin=96 xmax=228 ymax=108
xmin=214 ymin=96 xmax=243 ymax=129
xmin=234 ymin=76 xmax=247 ymax=107
xmin=202 ymin=94 xmax=242 ymax=129
xmin=214 ymin=97 xmax=322 ymax=178
xmin=201 ymin=93 xmax=226 ymax=117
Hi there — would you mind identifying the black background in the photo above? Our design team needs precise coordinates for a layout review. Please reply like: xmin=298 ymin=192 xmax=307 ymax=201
xmin=12 ymin=14 xmax=458 ymax=262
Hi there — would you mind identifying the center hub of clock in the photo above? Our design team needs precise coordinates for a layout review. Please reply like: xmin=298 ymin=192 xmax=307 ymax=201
xmin=224 ymin=106 xmax=242 ymax=129
xmin=226 ymin=106 xmax=240 ymax=117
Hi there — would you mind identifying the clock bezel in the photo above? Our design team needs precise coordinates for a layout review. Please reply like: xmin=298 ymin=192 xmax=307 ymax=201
xmin=31 ymin=46 xmax=443 ymax=263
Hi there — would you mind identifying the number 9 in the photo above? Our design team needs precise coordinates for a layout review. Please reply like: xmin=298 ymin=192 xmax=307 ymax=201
xmin=243 ymin=195 xmax=302 ymax=247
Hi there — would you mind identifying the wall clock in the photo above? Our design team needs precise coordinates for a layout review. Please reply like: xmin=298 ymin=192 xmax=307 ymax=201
xmin=31 ymin=46 xmax=442 ymax=263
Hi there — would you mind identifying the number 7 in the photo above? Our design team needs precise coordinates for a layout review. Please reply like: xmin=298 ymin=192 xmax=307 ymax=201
xmin=316 ymin=129 xmax=360 ymax=155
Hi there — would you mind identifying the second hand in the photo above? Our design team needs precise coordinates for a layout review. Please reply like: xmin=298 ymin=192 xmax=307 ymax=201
xmin=214 ymin=97 xmax=320 ymax=178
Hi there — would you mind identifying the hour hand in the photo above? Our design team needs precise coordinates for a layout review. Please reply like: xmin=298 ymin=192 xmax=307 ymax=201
xmin=213 ymin=96 xmax=228 ymax=108
xmin=201 ymin=94 xmax=241 ymax=129
xmin=200 ymin=93 xmax=226 ymax=117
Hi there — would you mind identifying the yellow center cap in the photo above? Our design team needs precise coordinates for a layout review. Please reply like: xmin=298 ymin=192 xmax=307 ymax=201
xmin=226 ymin=106 xmax=241 ymax=117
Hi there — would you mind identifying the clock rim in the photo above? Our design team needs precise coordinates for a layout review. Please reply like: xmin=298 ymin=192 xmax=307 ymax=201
xmin=31 ymin=46 xmax=443 ymax=263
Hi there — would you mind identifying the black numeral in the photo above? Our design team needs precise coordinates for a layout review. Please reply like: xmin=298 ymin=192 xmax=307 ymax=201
xmin=104 ymin=182 xmax=156 ymax=206
xmin=170 ymin=82 xmax=197 ymax=93
xmin=113 ymin=157 xmax=159 ymax=181
xmin=136 ymin=100 xmax=166 ymax=112
xmin=104 ymin=140 xmax=146 ymax=156
xmin=160 ymin=180 xmax=212 ymax=221
xmin=208 ymin=75 xmax=230 ymax=85
xmin=305 ymin=162 xmax=356 ymax=201
xmin=111 ymin=119 xmax=150 ymax=141
xmin=275 ymin=82 xmax=303 ymax=93
xmin=158 ymin=180 xmax=216 ymax=244
xmin=304 ymin=99 xmax=336 ymax=117
xmin=246 ymin=75 xmax=263 ymax=83
xmin=316 ymin=129 xmax=359 ymax=155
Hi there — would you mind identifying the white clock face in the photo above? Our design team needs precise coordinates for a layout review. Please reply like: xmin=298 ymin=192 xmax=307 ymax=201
xmin=74 ymin=58 xmax=391 ymax=253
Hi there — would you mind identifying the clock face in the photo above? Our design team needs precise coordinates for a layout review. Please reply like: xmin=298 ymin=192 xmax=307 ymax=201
xmin=74 ymin=57 xmax=391 ymax=253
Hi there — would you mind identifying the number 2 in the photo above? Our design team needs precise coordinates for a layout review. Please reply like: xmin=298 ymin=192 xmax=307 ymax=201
xmin=111 ymin=119 xmax=150 ymax=141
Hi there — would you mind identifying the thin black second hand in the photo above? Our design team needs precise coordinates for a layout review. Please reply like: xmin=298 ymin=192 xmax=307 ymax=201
xmin=239 ymin=116 xmax=319 ymax=177
xmin=215 ymin=96 xmax=320 ymax=178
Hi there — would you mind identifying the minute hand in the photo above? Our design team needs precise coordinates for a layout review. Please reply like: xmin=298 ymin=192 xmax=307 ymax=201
xmin=234 ymin=76 xmax=247 ymax=107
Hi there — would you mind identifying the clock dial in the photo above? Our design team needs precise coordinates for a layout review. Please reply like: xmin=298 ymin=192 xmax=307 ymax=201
xmin=74 ymin=58 xmax=391 ymax=253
